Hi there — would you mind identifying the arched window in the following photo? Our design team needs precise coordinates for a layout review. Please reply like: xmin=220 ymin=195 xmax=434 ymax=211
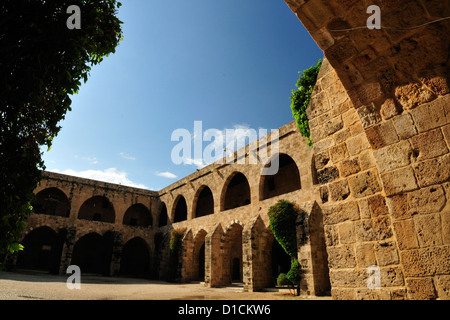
xmin=32 ymin=188 xmax=70 ymax=217
xmin=123 ymin=204 xmax=152 ymax=227
xmin=260 ymin=154 xmax=301 ymax=200
xmin=173 ymin=195 xmax=188 ymax=223
xmin=158 ymin=202 xmax=168 ymax=227
xmin=194 ymin=186 xmax=214 ymax=218
xmin=78 ymin=196 xmax=115 ymax=223
xmin=222 ymin=172 xmax=251 ymax=211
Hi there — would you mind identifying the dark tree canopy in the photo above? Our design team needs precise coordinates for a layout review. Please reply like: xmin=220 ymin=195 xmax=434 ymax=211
xmin=0 ymin=0 xmax=123 ymax=264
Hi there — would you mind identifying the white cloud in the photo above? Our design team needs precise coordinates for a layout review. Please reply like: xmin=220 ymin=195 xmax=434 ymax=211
xmin=75 ymin=155 xmax=99 ymax=165
xmin=155 ymin=171 xmax=178 ymax=179
xmin=181 ymin=157 xmax=206 ymax=169
xmin=48 ymin=168 xmax=149 ymax=189
xmin=119 ymin=152 xmax=136 ymax=161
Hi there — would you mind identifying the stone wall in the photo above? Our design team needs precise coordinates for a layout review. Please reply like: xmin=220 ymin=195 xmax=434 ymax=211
xmin=284 ymin=0 xmax=450 ymax=299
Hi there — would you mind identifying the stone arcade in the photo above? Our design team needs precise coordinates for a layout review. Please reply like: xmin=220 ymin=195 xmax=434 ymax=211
xmin=9 ymin=1 xmax=450 ymax=299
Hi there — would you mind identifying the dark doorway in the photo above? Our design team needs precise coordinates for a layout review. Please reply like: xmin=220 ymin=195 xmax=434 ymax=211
xmin=195 ymin=186 xmax=214 ymax=218
xmin=17 ymin=227 xmax=61 ymax=274
xmin=223 ymin=172 xmax=251 ymax=210
xmin=232 ymin=258 xmax=241 ymax=281
xmin=71 ymin=233 xmax=112 ymax=275
xmin=198 ymin=242 xmax=205 ymax=281
xmin=271 ymin=240 xmax=292 ymax=285
xmin=119 ymin=238 xmax=151 ymax=278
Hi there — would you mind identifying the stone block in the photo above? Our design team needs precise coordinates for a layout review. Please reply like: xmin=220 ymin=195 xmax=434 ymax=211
xmin=355 ymin=217 xmax=393 ymax=242
xmin=356 ymin=288 xmax=392 ymax=300
xmin=401 ymin=246 xmax=450 ymax=277
xmin=347 ymin=133 xmax=370 ymax=156
xmin=381 ymin=166 xmax=418 ymax=196
xmin=374 ymin=241 xmax=399 ymax=266
xmin=413 ymin=214 xmax=443 ymax=247
xmin=347 ymin=169 xmax=382 ymax=198
xmin=327 ymin=245 xmax=357 ymax=269
xmin=387 ymin=194 xmax=409 ymax=220
xmin=365 ymin=121 xmax=399 ymax=150
xmin=338 ymin=221 xmax=355 ymax=244
xmin=380 ymin=98 xmax=401 ymax=120
xmin=325 ymin=116 xmax=344 ymax=137
xmin=412 ymin=153 xmax=450 ymax=187
xmin=372 ymin=140 xmax=412 ymax=173
xmin=393 ymin=219 xmax=419 ymax=250
xmin=323 ymin=201 xmax=360 ymax=225
xmin=358 ymin=150 xmax=377 ymax=171
xmin=355 ymin=243 xmax=376 ymax=267
xmin=406 ymin=278 xmax=436 ymax=300
xmin=357 ymin=103 xmax=382 ymax=129
xmin=392 ymin=113 xmax=418 ymax=140
xmin=395 ymin=82 xmax=436 ymax=110
xmin=435 ymin=275 xmax=450 ymax=300
xmin=410 ymin=129 xmax=449 ymax=161
xmin=324 ymin=224 xmax=338 ymax=246
xmin=314 ymin=150 xmax=330 ymax=170
xmin=443 ymin=124 xmax=450 ymax=149
xmin=407 ymin=185 xmax=446 ymax=215
xmin=329 ymin=179 xmax=350 ymax=201
xmin=410 ymin=95 xmax=450 ymax=133
xmin=380 ymin=266 xmax=404 ymax=287
xmin=367 ymin=194 xmax=389 ymax=217
xmin=331 ymin=288 xmax=356 ymax=300
xmin=442 ymin=211 xmax=450 ymax=245
xmin=317 ymin=166 xmax=340 ymax=184
xmin=319 ymin=185 xmax=329 ymax=203
xmin=329 ymin=143 xmax=349 ymax=163
xmin=339 ymin=159 xmax=361 ymax=177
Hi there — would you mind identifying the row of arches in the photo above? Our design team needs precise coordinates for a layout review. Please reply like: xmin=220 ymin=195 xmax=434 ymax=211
xmin=32 ymin=189 xmax=153 ymax=227
xmin=16 ymin=226 xmax=152 ymax=278
xmin=182 ymin=223 xmax=292 ymax=287
xmin=159 ymin=153 xmax=301 ymax=225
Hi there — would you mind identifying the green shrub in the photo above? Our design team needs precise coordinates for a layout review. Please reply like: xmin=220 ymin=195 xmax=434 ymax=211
xmin=277 ymin=273 xmax=291 ymax=286
xmin=290 ymin=59 xmax=322 ymax=146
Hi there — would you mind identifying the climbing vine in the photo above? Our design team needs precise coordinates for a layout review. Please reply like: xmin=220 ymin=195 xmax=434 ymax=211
xmin=166 ymin=228 xmax=186 ymax=282
xmin=290 ymin=59 xmax=322 ymax=147
xmin=268 ymin=200 xmax=301 ymax=295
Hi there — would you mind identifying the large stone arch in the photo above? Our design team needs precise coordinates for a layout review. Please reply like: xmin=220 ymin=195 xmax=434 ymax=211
xmin=221 ymin=172 xmax=251 ymax=211
xmin=119 ymin=237 xmax=152 ymax=278
xmin=16 ymin=226 xmax=61 ymax=274
xmin=172 ymin=195 xmax=188 ymax=223
xmin=219 ymin=220 xmax=244 ymax=285
xmin=122 ymin=203 xmax=152 ymax=227
xmin=158 ymin=202 xmax=168 ymax=227
xmin=192 ymin=185 xmax=214 ymax=218
xmin=32 ymin=187 xmax=70 ymax=218
xmin=78 ymin=195 xmax=115 ymax=223
xmin=259 ymin=153 xmax=301 ymax=200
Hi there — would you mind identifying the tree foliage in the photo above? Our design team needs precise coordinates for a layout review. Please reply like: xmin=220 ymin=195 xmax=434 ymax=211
xmin=290 ymin=59 xmax=322 ymax=146
xmin=166 ymin=228 xmax=186 ymax=282
xmin=0 ymin=0 xmax=123 ymax=265
xmin=268 ymin=200 xmax=302 ymax=295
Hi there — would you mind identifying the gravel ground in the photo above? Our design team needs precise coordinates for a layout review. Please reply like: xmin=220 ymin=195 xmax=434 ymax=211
xmin=0 ymin=270 xmax=331 ymax=300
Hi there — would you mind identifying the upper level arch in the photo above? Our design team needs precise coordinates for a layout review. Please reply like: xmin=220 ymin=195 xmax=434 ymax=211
xmin=221 ymin=172 xmax=251 ymax=211
xmin=32 ymin=187 xmax=70 ymax=217
xmin=173 ymin=195 xmax=188 ymax=223
xmin=78 ymin=195 xmax=115 ymax=223
xmin=158 ymin=202 xmax=168 ymax=227
xmin=193 ymin=185 xmax=214 ymax=218
xmin=259 ymin=153 xmax=301 ymax=200
xmin=122 ymin=203 xmax=152 ymax=227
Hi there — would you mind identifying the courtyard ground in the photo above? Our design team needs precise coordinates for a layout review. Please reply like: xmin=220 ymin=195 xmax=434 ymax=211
xmin=0 ymin=270 xmax=331 ymax=300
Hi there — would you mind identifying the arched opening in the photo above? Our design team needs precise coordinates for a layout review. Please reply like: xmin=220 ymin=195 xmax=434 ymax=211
xmin=221 ymin=223 xmax=243 ymax=284
xmin=222 ymin=172 xmax=251 ymax=211
xmin=32 ymin=188 xmax=70 ymax=217
xmin=119 ymin=237 xmax=151 ymax=279
xmin=260 ymin=154 xmax=301 ymax=200
xmin=78 ymin=196 xmax=115 ymax=223
xmin=158 ymin=202 xmax=168 ymax=227
xmin=194 ymin=186 xmax=214 ymax=218
xmin=271 ymin=239 xmax=292 ymax=286
xmin=173 ymin=195 xmax=187 ymax=223
xmin=16 ymin=226 xmax=61 ymax=274
xmin=192 ymin=230 xmax=207 ymax=281
xmin=123 ymin=204 xmax=152 ymax=227
xmin=71 ymin=233 xmax=112 ymax=275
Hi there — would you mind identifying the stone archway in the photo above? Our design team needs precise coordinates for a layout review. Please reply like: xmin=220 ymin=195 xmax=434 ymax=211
xmin=78 ymin=196 xmax=115 ymax=223
xmin=221 ymin=172 xmax=251 ymax=211
xmin=32 ymin=187 xmax=70 ymax=217
xmin=173 ymin=195 xmax=188 ymax=223
xmin=123 ymin=203 xmax=152 ymax=227
xmin=220 ymin=222 xmax=244 ymax=284
xmin=120 ymin=237 xmax=151 ymax=278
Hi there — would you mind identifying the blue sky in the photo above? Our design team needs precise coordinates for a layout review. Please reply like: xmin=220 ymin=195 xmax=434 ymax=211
xmin=43 ymin=0 xmax=323 ymax=191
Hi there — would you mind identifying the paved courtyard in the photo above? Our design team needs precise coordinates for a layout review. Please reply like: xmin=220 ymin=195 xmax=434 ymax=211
xmin=0 ymin=270 xmax=331 ymax=300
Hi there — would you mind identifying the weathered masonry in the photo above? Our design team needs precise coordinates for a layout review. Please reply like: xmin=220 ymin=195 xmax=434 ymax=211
xmin=10 ymin=0 xmax=450 ymax=299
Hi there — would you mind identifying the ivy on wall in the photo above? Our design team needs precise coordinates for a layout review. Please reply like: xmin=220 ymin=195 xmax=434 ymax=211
xmin=166 ymin=228 xmax=186 ymax=282
xmin=267 ymin=200 xmax=301 ymax=295
xmin=290 ymin=59 xmax=322 ymax=147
